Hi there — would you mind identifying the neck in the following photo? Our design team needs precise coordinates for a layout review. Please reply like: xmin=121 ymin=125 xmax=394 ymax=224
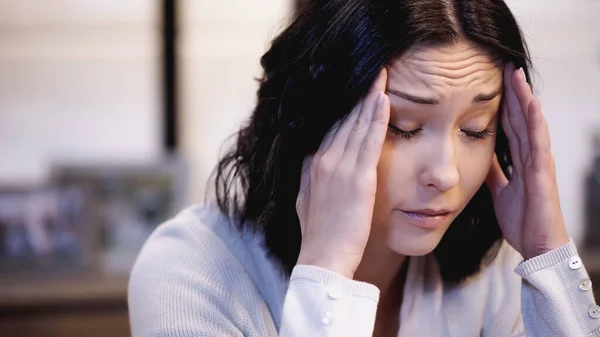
xmin=353 ymin=235 xmax=407 ymax=299
xmin=354 ymin=236 xmax=408 ymax=337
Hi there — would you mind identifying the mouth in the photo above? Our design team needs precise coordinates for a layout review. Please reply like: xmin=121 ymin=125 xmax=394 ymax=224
xmin=397 ymin=208 xmax=453 ymax=229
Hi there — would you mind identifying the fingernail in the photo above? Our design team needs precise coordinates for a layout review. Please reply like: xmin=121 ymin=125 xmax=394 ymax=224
xmin=518 ymin=67 xmax=525 ymax=76
xmin=376 ymin=92 xmax=384 ymax=109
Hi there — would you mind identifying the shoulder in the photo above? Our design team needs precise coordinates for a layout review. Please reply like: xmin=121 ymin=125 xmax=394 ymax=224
xmin=127 ymin=204 xmax=282 ymax=336
xmin=129 ymin=204 xmax=245 ymax=287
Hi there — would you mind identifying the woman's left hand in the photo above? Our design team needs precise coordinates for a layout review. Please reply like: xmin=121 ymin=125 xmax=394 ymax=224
xmin=485 ymin=63 xmax=569 ymax=260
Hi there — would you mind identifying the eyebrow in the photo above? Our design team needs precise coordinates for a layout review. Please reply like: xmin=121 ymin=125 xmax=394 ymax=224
xmin=473 ymin=88 xmax=503 ymax=103
xmin=386 ymin=88 xmax=503 ymax=105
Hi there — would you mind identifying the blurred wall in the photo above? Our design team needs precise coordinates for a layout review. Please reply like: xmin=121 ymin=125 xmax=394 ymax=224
xmin=505 ymin=0 xmax=600 ymax=242
xmin=182 ymin=0 xmax=600 ymax=245
xmin=0 ymin=1 xmax=163 ymax=186
xmin=178 ymin=0 xmax=292 ymax=203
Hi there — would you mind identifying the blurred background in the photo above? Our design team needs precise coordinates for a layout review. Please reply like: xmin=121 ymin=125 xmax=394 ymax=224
xmin=0 ymin=0 xmax=598 ymax=336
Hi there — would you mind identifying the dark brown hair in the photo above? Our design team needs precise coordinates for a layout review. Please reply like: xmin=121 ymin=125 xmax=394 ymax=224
xmin=212 ymin=0 xmax=532 ymax=283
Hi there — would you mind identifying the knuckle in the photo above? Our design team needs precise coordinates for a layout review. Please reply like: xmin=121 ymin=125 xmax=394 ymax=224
xmin=316 ymin=157 xmax=335 ymax=177
xmin=295 ymin=194 xmax=303 ymax=211
xmin=295 ymin=196 xmax=306 ymax=224
xmin=361 ymin=138 xmax=377 ymax=151
xmin=371 ymin=112 xmax=388 ymax=125
xmin=309 ymin=160 xmax=319 ymax=178
xmin=353 ymin=117 xmax=366 ymax=132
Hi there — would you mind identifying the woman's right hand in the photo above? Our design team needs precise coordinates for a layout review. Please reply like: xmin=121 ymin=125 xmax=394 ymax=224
xmin=295 ymin=69 xmax=390 ymax=279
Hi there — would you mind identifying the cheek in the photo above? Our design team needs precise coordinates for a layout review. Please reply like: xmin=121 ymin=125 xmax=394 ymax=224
xmin=457 ymin=140 xmax=496 ymax=196
xmin=375 ymin=140 xmax=417 ymax=200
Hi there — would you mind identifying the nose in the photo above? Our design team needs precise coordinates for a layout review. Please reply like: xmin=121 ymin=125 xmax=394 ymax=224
xmin=418 ymin=139 xmax=460 ymax=192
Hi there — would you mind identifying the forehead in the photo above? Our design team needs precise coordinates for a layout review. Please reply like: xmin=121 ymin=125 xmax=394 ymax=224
xmin=386 ymin=40 xmax=503 ymax=95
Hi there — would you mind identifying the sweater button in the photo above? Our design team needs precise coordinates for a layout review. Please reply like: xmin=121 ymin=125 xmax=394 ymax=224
xmin=579 ymin=278 xmax=592 ymax=291
xmin=327 ymin=286 xmax=343 ymax=300
xmin=589 ymin=305 xmax=600 ymax=319
xmin=322 ymin=310 xmax=335 ymax=325
xmin=569 ymin=256 xmax=582 ymax=270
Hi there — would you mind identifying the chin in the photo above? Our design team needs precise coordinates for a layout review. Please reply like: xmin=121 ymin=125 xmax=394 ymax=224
xmin=385 ymin=221 xmax=447 ymax=256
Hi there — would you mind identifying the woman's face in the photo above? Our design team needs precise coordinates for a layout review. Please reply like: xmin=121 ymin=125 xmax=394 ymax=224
xmin=372 ymin=40 xmax=503 ymax=256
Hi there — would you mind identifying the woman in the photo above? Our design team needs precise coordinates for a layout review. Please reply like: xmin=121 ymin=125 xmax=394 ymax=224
xmin=128 ymin=0 xmax=600 ymax=336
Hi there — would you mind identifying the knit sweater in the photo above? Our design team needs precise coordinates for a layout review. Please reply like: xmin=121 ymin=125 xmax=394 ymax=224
xmin=128 ymin=204 xmax=600 ymax=336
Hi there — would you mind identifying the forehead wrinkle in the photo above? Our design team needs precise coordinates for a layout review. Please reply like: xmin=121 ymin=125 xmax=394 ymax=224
xmin=409 ymin=55 xmax=493 ymax=69
xmin=411 ymin=65 xmax=499 ymax=82
xmin=465 ymin=69 xmax=502 ymax=88
xmin=398 ymin=70 xmax=500 ymax=94
xmin=406 ymin=57 xmax=499 ymax=79
xmin=388 ymin=61 xmax=431 ymax=92
xmin=401 ymin=58 xmax=501 ymax=90
xmin=420 ymin=61 xmax=498 ymax=73
xmin=387 ymin=42 xmax=502 ymax=98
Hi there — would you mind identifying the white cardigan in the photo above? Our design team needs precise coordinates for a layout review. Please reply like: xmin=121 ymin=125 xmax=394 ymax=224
xmin=128 ymin=205 xmax=600 ymax=336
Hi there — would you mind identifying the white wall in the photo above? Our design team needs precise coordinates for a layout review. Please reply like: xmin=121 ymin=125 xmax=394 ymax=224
xmin=181 ymin=0 xmax=600 ymax=243
xmin=0 ymin=1 xmax=163 ymax=186
xmin=505 ymin=0 xmax=600 ymax=242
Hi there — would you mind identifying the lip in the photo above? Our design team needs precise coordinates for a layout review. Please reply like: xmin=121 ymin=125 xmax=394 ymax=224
xmin=398 ymin=209 xmax=452 ymax=229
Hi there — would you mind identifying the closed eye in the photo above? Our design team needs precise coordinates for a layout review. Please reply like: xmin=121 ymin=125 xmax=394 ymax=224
xmin=461 ymin=128 xmax=495 ymax=140
xmin=388 ymin=124 xmax=495 ymax=141
xmin=387 ymin=124 xmax=421 ymax=140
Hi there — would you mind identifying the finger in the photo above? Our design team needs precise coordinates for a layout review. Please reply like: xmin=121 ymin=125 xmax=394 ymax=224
xmin=527 ymin=98 xmax=552 ymax=172
xmin=500 ymin=98 xmax=522 ymax=177
xmin=503 ymin=64 xmax=530 ymax=168
xmin=343 ymin=69 xmax=388 ymax=163
xmin=317 ymin=98 xmax=363 ymax=164
xmin=356 ymin=92 xmax=390 ymax=171
xmin=299 ymin=155 xmax=312 ymax=196
xmin=512 ymin=67 xmax=536 ymax=167
xmin=485 ymin=153 xmax=509 ymax=198
xmin=372 ymin=67 xmax=388 ymax=93
xmin=296 ymin=155 xmax=313 ymax=229
xmin=511 ymin=67 xmax=535 ymax=123
xmin=315 ymin=107 xmax=359 ymax=159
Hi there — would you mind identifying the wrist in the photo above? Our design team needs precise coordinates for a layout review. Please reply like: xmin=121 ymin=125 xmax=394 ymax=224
xmin=522 ymin=236 xmax=570 ymax=260
xmin=297 ymin=249 xmax=358 ymax=279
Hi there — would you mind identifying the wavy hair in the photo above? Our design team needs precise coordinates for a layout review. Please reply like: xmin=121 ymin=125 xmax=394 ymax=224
xmin=212 ymin=0 xmax=532 ymax=283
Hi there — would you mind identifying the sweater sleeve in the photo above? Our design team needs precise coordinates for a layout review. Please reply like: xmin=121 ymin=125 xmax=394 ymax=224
xmin=128 ymin=213 xmax=279 ymax=337
xmin=128 ymin=206 xmax=381 ymax=337
xmin=279 ymin=265 xmax=380 ymax=336
xmin=514 ymin=239 xmax=600 ymax=336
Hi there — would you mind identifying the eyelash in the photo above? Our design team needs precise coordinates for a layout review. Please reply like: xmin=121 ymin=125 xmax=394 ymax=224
xmin=387 ymin=124 xmax=494 ymax=141
xmin=387 ymin=125 xmax=420 ymax=140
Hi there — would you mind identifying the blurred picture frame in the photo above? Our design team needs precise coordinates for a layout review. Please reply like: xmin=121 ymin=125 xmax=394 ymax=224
xmin=49 ymin=156 xmax=188 ymax=276
xmin=0 ymin=185 xmax=93 ymax=276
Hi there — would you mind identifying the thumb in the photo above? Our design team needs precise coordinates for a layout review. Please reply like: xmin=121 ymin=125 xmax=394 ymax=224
xmin=296 ymin=155 xmax=313 ymax=229
xmin=299 ymin=155 xmax=313 ymax=196
xmin=485 ymin=154 xmax=509 ymax=198
xmin=374 ymin=67 xmax=388 ymax=93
